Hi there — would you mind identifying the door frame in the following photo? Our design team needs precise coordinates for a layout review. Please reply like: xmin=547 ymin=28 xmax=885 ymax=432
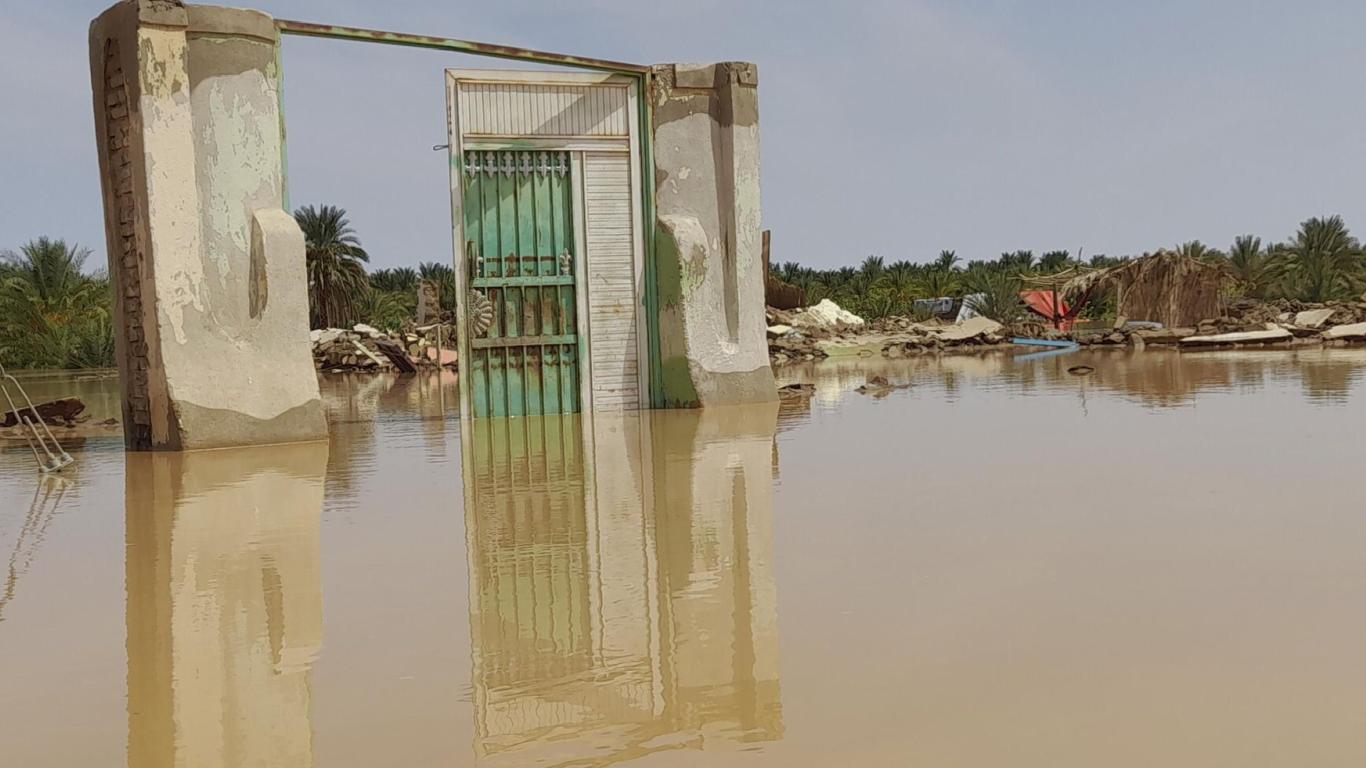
xmin=445 ymin=69 xmax=649 ymax=421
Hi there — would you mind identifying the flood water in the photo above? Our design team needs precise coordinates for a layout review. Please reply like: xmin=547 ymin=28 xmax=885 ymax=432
xmin=2 ymin=348 xmax=1365 ymax=766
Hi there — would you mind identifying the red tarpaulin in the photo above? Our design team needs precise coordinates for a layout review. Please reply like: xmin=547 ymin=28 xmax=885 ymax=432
xmin=1020 ymin=290 xmax=1075 ymax=331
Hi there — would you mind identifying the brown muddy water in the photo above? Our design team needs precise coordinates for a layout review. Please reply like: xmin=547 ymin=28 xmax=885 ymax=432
xmin=2 ymin=348 xmax=1365 ymax=767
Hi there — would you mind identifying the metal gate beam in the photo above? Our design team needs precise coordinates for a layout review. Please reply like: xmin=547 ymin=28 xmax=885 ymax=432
xmin=275 ymin=20 xmax=649 ymax=74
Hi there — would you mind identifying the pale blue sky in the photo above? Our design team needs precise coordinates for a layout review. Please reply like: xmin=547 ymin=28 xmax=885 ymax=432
xmin=4 ymin=1 xmax=1365 ymax=270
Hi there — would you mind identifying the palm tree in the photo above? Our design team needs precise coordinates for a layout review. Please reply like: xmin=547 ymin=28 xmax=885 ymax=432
xmin=1038 ymin=250 xmax=1072 ymax=273
xmin=1226 ymin=235 xmax=1283 ymax=299
xmin=1279 ymin=216 xmax=1363 ymax=302
xmin=860 ymin=255 xmax=885 ymax=280
xmin=920 ymin=267 xmax=960 ymax=298
xmin=370 ymin=266 xmax=419 ymax=294
xmin=418 ymin=261 xmax=459 ymax=311
xmin=0 ymin=238 xmax=113 ymax=369
xmin=354 ymin=287 xmax=414 ymax=333
xmin=963 ymin=269 xmax=1025 ymax=325
xmin=294 ymin=205 xmax=370 ymax=329
xmin=998 ymin=250 xmax=1035 ymax=272
xmin=1176 ymin=240 xmax=1223 ymax=262
xmin=934 ymin=250 xmax=960 ymax=272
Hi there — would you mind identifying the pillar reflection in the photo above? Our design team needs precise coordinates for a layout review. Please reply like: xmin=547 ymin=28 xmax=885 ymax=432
xmin=124 ymin=443 xmax=328 ymax=768
xmin=463 ymin=404 xmax=783 ymax=766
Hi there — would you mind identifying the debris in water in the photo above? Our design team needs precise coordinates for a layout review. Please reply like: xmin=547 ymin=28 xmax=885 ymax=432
xmin=1067 ymin=365 xmax=1096 ymax=376
xmin=1 ymin=397 xmax=86 ymax=428
xmin=855 ymin=375 xmax=911 ymax=396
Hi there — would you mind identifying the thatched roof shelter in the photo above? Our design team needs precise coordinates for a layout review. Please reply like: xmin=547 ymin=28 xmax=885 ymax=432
xmin=1062 ymin=251 xmax=1229 ymax=328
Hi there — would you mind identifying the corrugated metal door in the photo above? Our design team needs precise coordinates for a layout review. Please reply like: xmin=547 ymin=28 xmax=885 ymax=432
xmin=447 ymin=71 xmax=646 ymax=419
xmin=583 ymin=152 xmax=640 ymax=410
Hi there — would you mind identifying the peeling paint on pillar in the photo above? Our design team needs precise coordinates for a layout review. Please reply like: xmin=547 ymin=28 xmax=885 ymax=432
xmin=650 ymin=62 xmax=776 ymax=407
xmin=90 ymin=1 xmax=325 ymax=450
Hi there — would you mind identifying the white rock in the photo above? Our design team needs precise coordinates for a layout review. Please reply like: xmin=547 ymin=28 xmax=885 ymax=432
xmin=767 ymin=324 xmax=792 ymax=338
xmin=313 ymin=328 xmax=343 ymax=346
xmin=1294 ymin=308 xmax=1336 ymax=328
xmin=352 ymin=323 xmax=381 ymax=338
xmin=795 ymin=299 xmax=865 ymax=328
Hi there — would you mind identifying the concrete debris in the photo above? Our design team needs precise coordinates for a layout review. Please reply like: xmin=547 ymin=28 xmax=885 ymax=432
xmin=1293 ymin=308 xmax=1336 ymax=329
xmin=936 ymin=316 xmax=1004 ymax=343
xmin=1323 ymin=322 xmax=1366 ymax=341
xmin=1181 ymin=327 xmax=1293 ymax=347
xmin=767 ymin=297 xmax=1366 ymax=367
xmin=767 ymin=324 xmax=792 ymax=338
xmin=312 ymin=325 xmax=457 ymax=373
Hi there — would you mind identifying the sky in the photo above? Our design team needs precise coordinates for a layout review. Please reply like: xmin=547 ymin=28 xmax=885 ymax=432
xmin=4 ymin=1 xmax=1366 ymax=271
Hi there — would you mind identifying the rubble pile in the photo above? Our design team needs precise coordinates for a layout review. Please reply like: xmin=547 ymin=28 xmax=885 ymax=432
xmin=766 ymin=301 xmax=1009 ymax=365
xmin=312 ymin=323 xmax=458 ymax=373
xmin=767 ymin=295 xmax=1366 ymax=365
xmin=1074 ymin=297 xmax=1366 ymax=349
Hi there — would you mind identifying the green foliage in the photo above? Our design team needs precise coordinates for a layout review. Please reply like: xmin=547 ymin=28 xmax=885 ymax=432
xmin=1176 ymin=240 xmax=1225 ymax=262
xmin=418 ymin=261 xmax=459 ymax=311
xmin=295 ymin=204 xmax=370 ymax=329
xmin=370 ymin=267 xmax=419 ymax=294
xmin=1277 ymin=216 xmax=1363 ymax=302
xmin=772 ymin=214 xmax=1366 ymax=324
xmin=1225 ymin=235 xmax=1284 ymax=299
xmin=355 ymin=287 xmax=415 ymax=333
xmin=1038 ymin=250 xmax=1073 ymax=274
xmin=962 ymin=269 xmax=1027 ymax=325
xmin=0 ymin=238 xmax=115 ymax=369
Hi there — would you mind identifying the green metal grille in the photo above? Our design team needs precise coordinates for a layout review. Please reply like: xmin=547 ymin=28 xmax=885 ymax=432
xmin=463 ymin=150 xmax=581 ymax=417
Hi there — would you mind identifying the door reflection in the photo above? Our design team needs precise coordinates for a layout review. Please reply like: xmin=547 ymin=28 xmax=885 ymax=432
xmin=463 ymin=404 xmax=784 ymax=766
xmin=125 ymin=444 xmax=328 ymax=768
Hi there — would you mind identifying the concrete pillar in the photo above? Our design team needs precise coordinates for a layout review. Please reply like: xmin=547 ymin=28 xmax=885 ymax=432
xmin=90 ymin=1 xmax=325 ymax=450
xmin=651 ymin=62 xmax=777 ymax=407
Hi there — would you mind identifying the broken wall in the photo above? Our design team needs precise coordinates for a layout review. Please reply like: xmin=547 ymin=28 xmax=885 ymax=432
xmin=90 ymin=0 xmax=325 ymax=450
xmin=651 ymin=63 xmax=777 ymax=407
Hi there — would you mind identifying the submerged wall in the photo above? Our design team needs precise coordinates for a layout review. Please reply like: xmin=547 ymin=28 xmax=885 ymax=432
xmin=651 ymin=62 xmax=777 ymax=408
xmin=89 ymin=0 xmax=325 ymax=450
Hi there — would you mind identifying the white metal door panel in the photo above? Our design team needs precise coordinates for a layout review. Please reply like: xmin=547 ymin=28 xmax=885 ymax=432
xmin=456 ymin=80 xmax=630 ymax=138
xmin=582 ymin=152 xmax=640 ymax=411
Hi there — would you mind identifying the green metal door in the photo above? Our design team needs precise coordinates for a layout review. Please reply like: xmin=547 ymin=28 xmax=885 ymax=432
xmin=462 ymin=150 xmax=581 ymax=418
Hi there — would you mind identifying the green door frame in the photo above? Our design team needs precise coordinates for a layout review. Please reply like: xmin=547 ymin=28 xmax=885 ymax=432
xmin=272 ymin=19 xmax=664 ymax=408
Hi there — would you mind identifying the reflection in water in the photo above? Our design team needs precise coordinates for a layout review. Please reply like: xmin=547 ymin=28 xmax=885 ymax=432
xmin=463 ymin=405 xmax=783 ymax=766
xmin=125 ymin=444 xmax=327 ymax=768
xmin=0 ymin=475 xmax=71 ymax=623
xmin=776 ymin=347 xmax=1366 ymax=413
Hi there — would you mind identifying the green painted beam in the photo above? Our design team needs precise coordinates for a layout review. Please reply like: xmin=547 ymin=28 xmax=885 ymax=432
xmin=275 ymin=19 xmax=650 ymax=74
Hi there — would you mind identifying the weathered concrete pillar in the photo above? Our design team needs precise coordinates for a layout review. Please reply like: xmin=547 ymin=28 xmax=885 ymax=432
xmin=90 ymin=1 xmax=325 ymax=450
xmin=651 ymin=62 xmax=777 ymax=408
